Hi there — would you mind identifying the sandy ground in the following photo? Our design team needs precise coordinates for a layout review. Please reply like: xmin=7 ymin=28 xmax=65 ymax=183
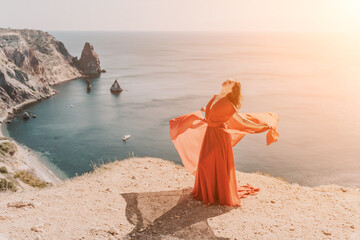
xmin=0 ymin=157 xmax=359 ymax=240
xmin=9 ymin=143 xmax=62 ymax=184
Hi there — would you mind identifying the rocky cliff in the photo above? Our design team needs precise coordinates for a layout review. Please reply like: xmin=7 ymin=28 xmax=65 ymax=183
xmin=0 ymin=28 xmax=101 ymax=117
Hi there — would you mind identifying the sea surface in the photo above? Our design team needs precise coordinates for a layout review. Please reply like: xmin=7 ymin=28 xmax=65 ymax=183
xmin=4 ymin=32 xmax=360 ymax=187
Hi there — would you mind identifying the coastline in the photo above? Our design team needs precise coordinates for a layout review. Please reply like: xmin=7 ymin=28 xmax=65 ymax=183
xmin=0 ymin=75 xmax=96 ymax=187
xmin=0 ymin=28 xmax=101 ymax=189
xmin=0 ymin=88 xmax=64 ymax=186
xmin=8 ymin=141 xmax=63 ymax=184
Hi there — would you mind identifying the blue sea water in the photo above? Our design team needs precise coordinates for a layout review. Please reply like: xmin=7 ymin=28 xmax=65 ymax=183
xmin=4 ymin=32 xmax=360 ymax=186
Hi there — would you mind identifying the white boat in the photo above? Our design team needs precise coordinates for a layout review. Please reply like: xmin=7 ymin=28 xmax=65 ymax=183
xmin=122 ymin=134 xmax=131 ymax=141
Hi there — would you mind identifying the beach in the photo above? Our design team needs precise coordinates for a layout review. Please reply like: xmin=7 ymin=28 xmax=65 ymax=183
xmin=0 ymin=28 xmax=94 ymax=188
xmin=0 ymin=157 xmax=359 ymax=239
xmin=0 ymin=98 xmax=63 ymax=187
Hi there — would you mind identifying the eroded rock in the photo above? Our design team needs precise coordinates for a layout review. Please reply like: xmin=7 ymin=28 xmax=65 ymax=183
xmin=78 ymin=42 xmax=101 ymax=77
xmin=0 ymin=28 xmax=84 ymax=116
xmin=23 ymin=112 xmax=30 ymax=120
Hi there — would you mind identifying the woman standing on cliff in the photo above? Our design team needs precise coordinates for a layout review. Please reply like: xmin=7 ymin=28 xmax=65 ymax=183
xmin=169 ymin=79 xmax=279 ymax=206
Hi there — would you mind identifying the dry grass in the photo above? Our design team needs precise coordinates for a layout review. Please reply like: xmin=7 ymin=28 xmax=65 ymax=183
xmin=0 ymin=141 xmax=17 ymax=156
xmin=14 ymin=170 xmax=53 ymax=188
xmin=0 ymin=178 xmax=17 ymax=192
xmin=0 ymin=166 xmax=8 ymax=174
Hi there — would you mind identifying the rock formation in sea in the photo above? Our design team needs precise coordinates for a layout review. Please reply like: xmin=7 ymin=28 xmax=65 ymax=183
xmin=78 ymin=42 xmax=101 ymax=77
xmin=0 ymin=28 xmax=101 ymax=117
xmin=110 ymin=79 xmax=123 ymax=93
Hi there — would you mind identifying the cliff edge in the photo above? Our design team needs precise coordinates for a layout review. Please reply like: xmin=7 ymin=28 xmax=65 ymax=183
xmin=0 ymin=28 xmax=101 ymax=117
xmin=0 ymin=157 xmax=359 ymax=239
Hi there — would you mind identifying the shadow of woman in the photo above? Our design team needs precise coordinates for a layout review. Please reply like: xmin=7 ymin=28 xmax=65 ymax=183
xmin=121 ymin=187 xmax=236 ymax=239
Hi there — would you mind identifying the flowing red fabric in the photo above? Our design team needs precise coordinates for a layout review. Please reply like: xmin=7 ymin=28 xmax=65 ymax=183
xmin=169 ymin=94 xmax=279 ymax=206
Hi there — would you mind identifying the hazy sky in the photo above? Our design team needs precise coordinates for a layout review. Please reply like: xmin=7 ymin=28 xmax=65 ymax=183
xmin=1 ymin=0 xmax=360 ymax=32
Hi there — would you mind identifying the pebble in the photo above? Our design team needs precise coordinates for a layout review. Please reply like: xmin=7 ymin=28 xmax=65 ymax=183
xmin=31 ymin=223 xmax=45 ymax=233
xmin=34 ymin=234 xmax=43 ymax=240
xmin=108 ymin=226 xmax=120 ymax=235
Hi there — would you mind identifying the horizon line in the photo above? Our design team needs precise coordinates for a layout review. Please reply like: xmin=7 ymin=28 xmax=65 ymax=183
xmin=1 ymin=27 xmax=359 ymax=35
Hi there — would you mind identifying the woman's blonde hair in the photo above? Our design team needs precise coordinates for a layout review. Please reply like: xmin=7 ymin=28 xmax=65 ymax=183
xmin=226 ymin=79 xmax=243 ymax=110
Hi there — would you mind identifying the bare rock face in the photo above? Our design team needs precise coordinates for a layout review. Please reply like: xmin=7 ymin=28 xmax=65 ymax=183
xmin=78 ymin=42 xmax=101 ymax=77
xmin=0 ymin=28 xmax=91 ymax=116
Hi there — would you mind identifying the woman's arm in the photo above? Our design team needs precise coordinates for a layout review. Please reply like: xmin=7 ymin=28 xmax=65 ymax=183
xmin=232 ymin=111 xmax=268 ymax=130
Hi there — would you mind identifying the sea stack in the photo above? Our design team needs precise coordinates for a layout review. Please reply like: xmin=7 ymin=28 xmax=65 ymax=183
xmin=86 ymin=79 xmax=91 ymax=92
xmin=78 ymin=42 xmax=101 ymax=78
xmin=0 ymin=28 xmax=84 ymax=116
xmin=0 ymin=29 xmax=103 ymax=116
xmin=22 ymin=112 xmax=30 ymax=120
xmin=110 ymin=79 xmax=123 ymax=94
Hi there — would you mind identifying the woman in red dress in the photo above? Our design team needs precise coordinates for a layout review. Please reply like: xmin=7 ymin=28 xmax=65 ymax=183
xmin=169 ymin=79 xmax=279 ymax=207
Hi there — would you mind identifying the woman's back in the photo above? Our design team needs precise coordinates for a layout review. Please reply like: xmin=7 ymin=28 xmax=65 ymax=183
xmin=205 ymin=95 xmax=237 ymax=126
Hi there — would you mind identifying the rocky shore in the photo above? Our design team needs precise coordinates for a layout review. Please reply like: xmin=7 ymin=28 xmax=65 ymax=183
xmin=0 ymin=157 xmax=359 ymax=239
xmin=0 ymin=28 xmax=102 ymax=190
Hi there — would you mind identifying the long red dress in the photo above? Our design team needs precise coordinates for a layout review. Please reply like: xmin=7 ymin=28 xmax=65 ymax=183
xmin=169 ymin=94 xmax=279 ymax=206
